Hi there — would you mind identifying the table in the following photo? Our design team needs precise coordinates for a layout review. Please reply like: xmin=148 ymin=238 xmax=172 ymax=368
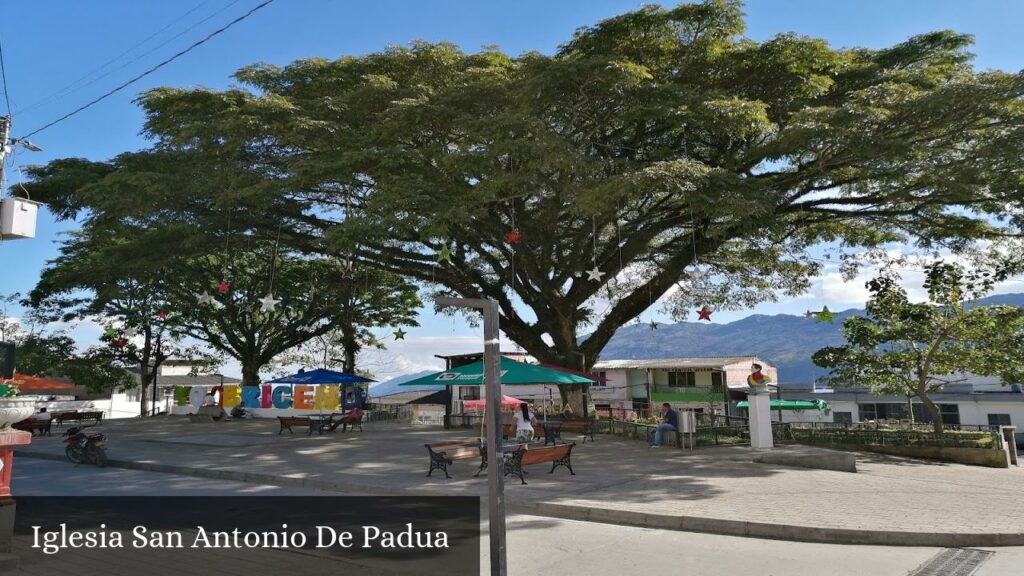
xmin=476 ymin=441 xmax=530 ymax=475
xmin=307 ymin=414 xmax=332 ymax=435
xmin=539 ymin=420 xmax=563 ymax=446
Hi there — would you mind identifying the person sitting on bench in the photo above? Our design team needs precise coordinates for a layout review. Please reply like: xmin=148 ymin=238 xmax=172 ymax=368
xmin=513 ymin=402 xmax=537 ymax=443
xmin=651 ymin=402 xmax=678 ymax=448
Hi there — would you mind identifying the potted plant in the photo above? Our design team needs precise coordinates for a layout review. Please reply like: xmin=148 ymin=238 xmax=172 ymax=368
xmin=0 ymin=379 xmax=35 ymax=429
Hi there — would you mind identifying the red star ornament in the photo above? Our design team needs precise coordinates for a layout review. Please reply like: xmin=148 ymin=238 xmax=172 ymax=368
xmin=217 ymin=280 xmax=231 ymax=293
xmin=112 ymin=337 xmax=128 ymax=349
xmin=697 ymin=306 xmax=713 ymax=321
xmin=157 ymin=311 xmax=168 ymax=321
xmin=504 ymin=230 xmax=522 ymax=244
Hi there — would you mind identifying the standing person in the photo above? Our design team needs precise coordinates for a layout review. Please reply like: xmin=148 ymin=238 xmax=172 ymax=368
xmin=514 ymin=402 xmax=537 ymax=443
xmin=651 ymin=402 xmax=678 ymax=447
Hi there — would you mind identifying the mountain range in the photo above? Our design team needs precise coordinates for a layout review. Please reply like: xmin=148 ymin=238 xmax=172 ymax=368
xmin=598 ymin=293 xmax=1024 ymax=387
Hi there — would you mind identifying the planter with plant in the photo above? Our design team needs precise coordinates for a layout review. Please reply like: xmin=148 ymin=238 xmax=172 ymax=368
xmin=0 ymin=380 xmax=35 ymax=429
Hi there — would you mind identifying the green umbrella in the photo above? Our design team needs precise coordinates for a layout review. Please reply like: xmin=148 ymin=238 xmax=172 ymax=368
xmin=735 ymin=399 xmax=831 ymax=411
xmin=399 ymin=357 xmax=595 ymax=386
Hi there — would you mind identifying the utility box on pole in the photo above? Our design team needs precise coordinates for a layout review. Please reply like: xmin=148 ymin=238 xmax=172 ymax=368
xmin=0 ymin=197 xmax=40 ymax=240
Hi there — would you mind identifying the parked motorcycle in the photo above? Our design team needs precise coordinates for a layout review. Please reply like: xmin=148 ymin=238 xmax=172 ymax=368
xmin=62 ymin=426 xmax=108 ymax=467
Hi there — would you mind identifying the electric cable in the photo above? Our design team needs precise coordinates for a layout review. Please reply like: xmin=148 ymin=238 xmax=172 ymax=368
xmin=19 ymin=0 xmax=275 ymax=140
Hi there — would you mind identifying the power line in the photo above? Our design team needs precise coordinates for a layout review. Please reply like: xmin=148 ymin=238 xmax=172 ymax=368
xmin=20 ymin=0 xmax=275 ymax=140
xmin=0 ymin=33 xmax=12 ymax=118
xmin=15 ymin=0 xmax=242 ymax=117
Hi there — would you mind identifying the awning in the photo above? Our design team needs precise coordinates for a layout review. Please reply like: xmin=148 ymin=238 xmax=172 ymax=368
xmin=736 ymin=399 xmax=830 ymax=411
xmin=399 ymin=357 xmax=595 ymax=387
xmin=538 ymin=363 xmax=608 ymax=383
xmin=8 ymin=373 xmax=75 ymax=392
xmin=464 ymin=395 xmax=524 ymax=412
xmin=267 ymin=368 xmax=374 ymax=385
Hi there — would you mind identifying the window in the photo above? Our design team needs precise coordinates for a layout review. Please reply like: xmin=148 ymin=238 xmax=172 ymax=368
xmin=667 ymin=371 xmax=696 ymax=388
xmin=458 ymin=387 xmax=479 ymax=401
xmin=858 ymin=404 xmax=876 ymax=421
xmin=940 ymin=404 xmax=960 ymax=426
xmin=988 ymin=414 xmax=1011 ymax=427
xmin=593 ymin=371 xmax=607 ymax=387
xmin=711 ymin=371 xmax=724 ymax=391
xmin=833 ymin=412 xmax=853 ymax=425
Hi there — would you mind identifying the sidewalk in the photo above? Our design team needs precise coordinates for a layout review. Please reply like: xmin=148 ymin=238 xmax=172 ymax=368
xmin=16 ymin=417 xmax=1024 ymax=546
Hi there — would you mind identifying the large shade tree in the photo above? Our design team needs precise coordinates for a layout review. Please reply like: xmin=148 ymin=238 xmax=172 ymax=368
xmin=27 ymin=1 xmax=1024 ymax=410
xmin=813 ymin=261 xmax=1024 ymax=433
xmin=21 ymin=152 xmax=421 ymax=386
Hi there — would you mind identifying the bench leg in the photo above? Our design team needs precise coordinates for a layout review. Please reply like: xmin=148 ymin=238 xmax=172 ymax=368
xmin=474 ymin=457 xmax=487 ymax=478
xmin=427 ymin=453 xmax=452 ymax=479
xmin=549 ymin=454 xmax=575 ymax=475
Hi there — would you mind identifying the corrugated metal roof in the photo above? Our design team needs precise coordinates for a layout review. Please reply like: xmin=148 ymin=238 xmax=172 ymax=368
xmin=593 ymin=356 xmax=765 ymax=370
xmin=784 ymin=390 xmax=1024 ymax=403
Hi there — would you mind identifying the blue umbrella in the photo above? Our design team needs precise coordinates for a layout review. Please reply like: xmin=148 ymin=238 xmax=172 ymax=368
xmin=267 ymin=369 xmax=374 ymax=415
xmin=268 ymin=368 xmax=374 ymax=384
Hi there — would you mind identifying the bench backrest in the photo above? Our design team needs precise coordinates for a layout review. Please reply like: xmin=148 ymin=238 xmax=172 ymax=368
xmin=426 ymin=438 xmax=480 ymax=449
xmin=520 ymin=443 xmax=574 ymax=466
xmin=278 ymin=416 xmax=312 ymax=425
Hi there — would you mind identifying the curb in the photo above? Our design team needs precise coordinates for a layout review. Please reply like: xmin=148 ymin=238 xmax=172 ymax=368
xmin=17 ymin=450 xmax=1024 ymax=547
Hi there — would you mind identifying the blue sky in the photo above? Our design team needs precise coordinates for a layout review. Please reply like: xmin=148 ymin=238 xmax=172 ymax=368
xmin=1 ymin=1 xmax=1022 ymax=378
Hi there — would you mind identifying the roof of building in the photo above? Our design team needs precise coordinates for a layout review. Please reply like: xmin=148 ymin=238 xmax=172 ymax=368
xmin=784 ymin=390 xmax=1024 ymax=403
xmin=433 ymin=351 xmax=529 ymax=360
xmin=593 ymin=356 xmax=767 ymax=370
xmin=149 ymin=374 xmax=242 ymax=387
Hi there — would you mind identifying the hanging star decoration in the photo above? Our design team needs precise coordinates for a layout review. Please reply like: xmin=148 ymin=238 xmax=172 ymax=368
xmin=112 ymin=337 xmax=128 ymax=349
xmin=196 ymin=292 xmax=214 ymax=305
xmin=697 ymin=306 xmax=713 ymax=321
xmin=217 ymin=280 xmax=231 ymax=294
xmin=585 ymin=266 xmax=605 ymax=282
xmin=157 ymin=311 xmax=168 ymax=321
xmin=259 ymin=293 xmax=281 ymax=312
xmin=393 ymin=328 xmax=407 ymax=340
xmin=504 ymin=230 xmax=521 ymax=244
xmin=436 ymin=246 xmax=452 ymax=263
xmin=340 ymin=258 xmax=355 ymax=278
xmin=648 ymin=320 xmax=658 ymax=331
xmin=814 ymin=306 xmax=838 ymax=324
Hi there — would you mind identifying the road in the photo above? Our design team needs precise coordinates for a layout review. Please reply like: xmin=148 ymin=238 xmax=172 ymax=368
xmin=11 ymin=458 xmax=1023 ymax=575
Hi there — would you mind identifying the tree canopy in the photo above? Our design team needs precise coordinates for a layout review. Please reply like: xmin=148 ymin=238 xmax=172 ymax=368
xmin=18 ymin=1 xmax=1024 ymax=410
xmin=813 ymin=260 xmax=1024 ymax=433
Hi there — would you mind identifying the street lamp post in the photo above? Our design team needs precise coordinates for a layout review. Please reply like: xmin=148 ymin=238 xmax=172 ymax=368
xmin=435 ymin=296 xmax=506 ymax=576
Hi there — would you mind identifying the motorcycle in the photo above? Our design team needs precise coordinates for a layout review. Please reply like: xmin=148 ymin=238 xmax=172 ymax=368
xmin=62 ymin=426 xmax=108 ymax=467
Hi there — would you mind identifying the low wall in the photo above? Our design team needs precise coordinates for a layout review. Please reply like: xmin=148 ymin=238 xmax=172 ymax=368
xmin=806 ymin=442 xmax=1009 ymax=468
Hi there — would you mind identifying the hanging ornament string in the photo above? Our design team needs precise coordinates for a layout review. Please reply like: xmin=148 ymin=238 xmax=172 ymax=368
xmin=259 ymin=225 xmax=283 ymax=312
xmin=584 ymin=215 xmax=605 ymax=282
xmin=692 ymin=207 xmax=712 ymax=321
xmin=221 ymin=208 xmax=233 ymax=290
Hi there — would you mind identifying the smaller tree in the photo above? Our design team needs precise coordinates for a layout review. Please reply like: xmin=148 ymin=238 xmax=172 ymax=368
xmin=813 ymin=261 xmax=1024 ymax=433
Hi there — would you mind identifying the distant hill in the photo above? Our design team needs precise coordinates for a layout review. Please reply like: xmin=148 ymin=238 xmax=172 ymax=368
xmin=598 ymin=293 xmax=1024 ymax=387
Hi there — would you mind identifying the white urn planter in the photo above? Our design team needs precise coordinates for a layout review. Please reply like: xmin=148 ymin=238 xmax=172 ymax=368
xmin=0 ymin=398 xmax=36 ymax=429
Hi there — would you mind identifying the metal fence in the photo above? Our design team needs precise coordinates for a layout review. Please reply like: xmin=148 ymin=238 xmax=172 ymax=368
xmin=365 ymin=404 xmax=413 ymax=423
xmin=789 ymin=427 xmax=1002 ymax=449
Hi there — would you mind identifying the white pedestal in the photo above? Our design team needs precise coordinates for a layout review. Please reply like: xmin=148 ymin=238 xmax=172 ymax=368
xmin=747 ymin=391 xmax=774 ymax=450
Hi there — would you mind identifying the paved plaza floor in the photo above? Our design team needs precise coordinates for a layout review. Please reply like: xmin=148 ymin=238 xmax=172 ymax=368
xmin=13 ymin=417 xmax=1024 ymax=546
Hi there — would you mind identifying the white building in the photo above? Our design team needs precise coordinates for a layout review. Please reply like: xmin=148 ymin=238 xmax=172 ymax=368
xmin=782 ymin=375 xmax=1024 ymax=429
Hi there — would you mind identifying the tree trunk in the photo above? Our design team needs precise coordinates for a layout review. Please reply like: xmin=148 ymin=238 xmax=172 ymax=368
xmin=139 ymin=328 xmax=152 ymax=417
xmin=241 ymin=362 xmax=261 ymax=386
xmin=341 ymin=326 xmax=358 ymax=375
xmin=918 ymin=387 xmax=944 ymax=434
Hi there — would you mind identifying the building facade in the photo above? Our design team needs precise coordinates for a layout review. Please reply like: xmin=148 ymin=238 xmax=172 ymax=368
xmin=782 ymin=375 xmax=1024 ymax=428
xmin=591 ymin=356 xmax=778 ymax=416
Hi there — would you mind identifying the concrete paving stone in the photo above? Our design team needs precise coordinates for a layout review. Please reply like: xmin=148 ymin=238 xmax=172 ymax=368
xmin=12 ymin=417 xmax=1024 ymax=547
